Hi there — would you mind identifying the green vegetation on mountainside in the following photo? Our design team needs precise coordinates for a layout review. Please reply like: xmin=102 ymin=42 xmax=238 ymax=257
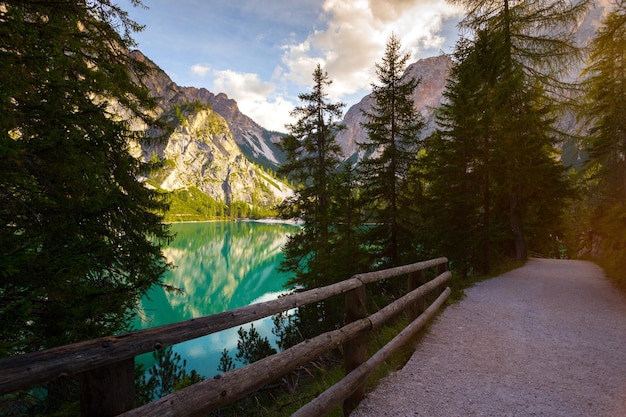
xmin=162 ymin=187 xmax=277 ymax=222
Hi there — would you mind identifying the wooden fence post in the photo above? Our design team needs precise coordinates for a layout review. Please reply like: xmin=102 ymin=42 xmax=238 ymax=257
xmin=343 ymin=283 xmax=367 ymax=416
xmin=436 ymin=262 xmax=449 ymax=294
xmin=80 ymin=358 xmax=135 ymax=417
xmin=407 ymin=270 xmax=427 ymax=322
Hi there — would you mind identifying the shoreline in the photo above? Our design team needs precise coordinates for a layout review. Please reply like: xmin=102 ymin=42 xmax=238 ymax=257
xmin=164 ymin=218 xmax=303 ymax=225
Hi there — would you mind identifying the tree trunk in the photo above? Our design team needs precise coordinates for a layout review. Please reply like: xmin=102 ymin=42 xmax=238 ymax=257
xmin=510 ymin=190 xmax=527 ymax=261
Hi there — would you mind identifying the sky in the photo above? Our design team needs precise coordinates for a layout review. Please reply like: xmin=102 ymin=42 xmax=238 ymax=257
xmin=119 ymin=0 xmax=465 ymax=132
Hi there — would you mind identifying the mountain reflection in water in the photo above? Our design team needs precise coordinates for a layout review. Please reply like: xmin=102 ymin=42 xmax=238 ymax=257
xmin=133 ymin=221 xmax=298 ymax=378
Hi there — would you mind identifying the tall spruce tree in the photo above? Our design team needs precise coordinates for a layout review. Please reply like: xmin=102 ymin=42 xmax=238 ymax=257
xmin=442 ymin=0 xmax=590 ymax=262
xmin=581 ymin=2 xmax=626 ymax=201
xmin=277 ymin=64 xmax=350 ymax=336
xmin=358 ymin=34 xmax=425 ymax=268
xmin=0 ymin=0 xmax=171 ymax=361
xmin=579 ymin=2 xmax=626 ymax=284
xmin=417 ymin=32 xmax=503 ymax=276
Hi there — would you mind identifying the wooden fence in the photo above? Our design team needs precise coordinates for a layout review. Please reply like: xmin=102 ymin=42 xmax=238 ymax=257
xmin=0 ymin=257 xmax=450 ymax=416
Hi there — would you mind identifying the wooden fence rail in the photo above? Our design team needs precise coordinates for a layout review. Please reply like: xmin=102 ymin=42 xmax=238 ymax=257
xmin=0 ymin=257 xmax=450 ymax=416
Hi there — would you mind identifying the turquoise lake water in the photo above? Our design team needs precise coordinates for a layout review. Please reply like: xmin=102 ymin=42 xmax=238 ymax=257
xmin=132 ymin=221 xmax=299 ymax=378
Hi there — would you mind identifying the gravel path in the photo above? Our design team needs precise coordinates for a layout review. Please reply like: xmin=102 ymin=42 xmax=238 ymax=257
xmin=351 ymin=258 xmax=626 ymax=417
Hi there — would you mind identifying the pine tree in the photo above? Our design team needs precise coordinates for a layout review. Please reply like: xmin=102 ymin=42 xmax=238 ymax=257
xmin=138 ymin=347 xmax=204 ymax=403
xmin=235 ymin=323 xmax=277 ymax=366
xmin=417 ymin=33 xmax=501 ymax=276
xmin=578 ymin=2 xmax=626 ymax=285
xmin=581 ymin=2 xmax=626 ymax=202
xmin=442 ymin=0 xmax=590 ymax=262
xmin=358 ymin=34 xmax=425 ymax=268
xmin=277 ymin=64 xmax=350 ymax=336
xmin=0 ymin=0 xmax=171 ymax=366
xmin=278 ymin=64 xmax=345 ymax=231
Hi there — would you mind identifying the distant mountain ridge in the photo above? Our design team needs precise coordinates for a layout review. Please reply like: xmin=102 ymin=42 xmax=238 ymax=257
xmin=131 ymin=51 xmax=284 ymax=169
xmin=125 ymin=0 xmax=610 ymax=209
xmin=128 ymin=51 xmax=291 ymax=209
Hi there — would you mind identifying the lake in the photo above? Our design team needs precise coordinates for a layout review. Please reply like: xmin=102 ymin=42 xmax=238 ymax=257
xmin=132 ymin=220 xmax=299 ymax=378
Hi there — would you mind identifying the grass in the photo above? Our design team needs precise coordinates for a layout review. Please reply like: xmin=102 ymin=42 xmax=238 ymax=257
xmin=251 ymin=314 xmax=429 ymax=416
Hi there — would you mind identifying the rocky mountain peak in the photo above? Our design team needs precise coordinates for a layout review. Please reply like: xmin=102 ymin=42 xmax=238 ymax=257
xmin=130 ymin=50 xmax=284 ymax=170
xmin=180 ymin=87 xmax=286 ymax=168
xmin=406 ymin=55 xmax=453 ymax=114
xmin=127 ymin=51 xmax=291 ymax=208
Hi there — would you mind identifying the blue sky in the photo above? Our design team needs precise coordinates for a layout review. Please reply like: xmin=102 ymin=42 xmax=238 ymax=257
xmin=120 ymin=0 xmax=464 ymax=132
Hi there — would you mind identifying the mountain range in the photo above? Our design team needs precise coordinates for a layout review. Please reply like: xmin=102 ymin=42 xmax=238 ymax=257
xmin=128 ymin=0 xmax=612 ymax=210
xmin=128 ymin=51 xmax=291 ymax=209
xmin=128 ymin=51 xmax=453 ymax=209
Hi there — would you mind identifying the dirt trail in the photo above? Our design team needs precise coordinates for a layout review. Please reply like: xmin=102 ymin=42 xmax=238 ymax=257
xmin=352 ymin=258 xmax=626 ymax=417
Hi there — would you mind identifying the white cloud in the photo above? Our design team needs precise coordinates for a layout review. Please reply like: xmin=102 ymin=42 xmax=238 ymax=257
xmin=211 ymin=69 xmax=296 ymax=132
xmin=190 ymin=64 xmax=211 ymax=77
xmin=280 ymin=0 xmax=463 ymax=100
xmin=212 ymin=69 xmax=275 ymax=98
xmin=238 ymin=95 xmax=295 ymax=133
xmin=188 ymin=1 xmax=463 ymax=133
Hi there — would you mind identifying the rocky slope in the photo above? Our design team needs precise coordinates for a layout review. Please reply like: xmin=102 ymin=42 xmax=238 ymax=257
xmin=139 ymin=107 xmax=290 ymax=206
xmin=128 ymin=51 xmax=291 ymax=207
xmin=180 ymin=86 xmax=285 ymax=169
xmin=130 ymin=51 xmax=284 ymax=169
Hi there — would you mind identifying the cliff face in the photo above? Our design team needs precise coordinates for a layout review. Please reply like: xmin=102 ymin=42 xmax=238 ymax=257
xmin=142 ymin=108 xmax=291 ymax=206
xmin=128 ymin=51 xmax=290 ymax=207
xmin=130 ymin=51 xmax=284 ymax=168
xmin=179 ymin=87 xmax=285 ymax=168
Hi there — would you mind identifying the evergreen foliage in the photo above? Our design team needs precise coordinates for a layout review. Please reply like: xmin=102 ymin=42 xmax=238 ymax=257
xmin=218 ymin=348 xmax=236 ymax=373
xmin=137 ymin=347 xmax=204 ymax=404
xmin=358 ymin=34 xmax=425 ymax=269
xmin=425 ymin=0 xmax=590 ymax=267
xmin=164 ymin=187 xmax=227 ymax=221
xmin=452 ymin=0 xmax=591 ymax=93
xmin=235 ymin=323 xmax=278 ymax=366
xmin=160 ymin=186 xmax=277 ymax=222
xmin=277 ymin=64 xmax=366 ymax=338
xmin=581 ymin=2 xmax=626 ymax=201
xmin=418 ymin=26 xmax=575 ymax=275
xmin=423 ymin=33 xmax=503 ymax=276
xmin=578 ymin=2 xmax=626 ymax=287
xmin=0 ymin=0 xmax=172 ymax=411
xmin=278 ymin=64 xmax=346 ymax=228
